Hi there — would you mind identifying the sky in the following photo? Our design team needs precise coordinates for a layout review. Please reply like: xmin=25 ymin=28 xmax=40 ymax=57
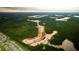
xmin=0 ymin=0 xmax=79 ymax=12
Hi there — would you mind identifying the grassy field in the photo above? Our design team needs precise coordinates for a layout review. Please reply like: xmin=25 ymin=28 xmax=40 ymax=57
xmin=0 ymin=12 xmax=79 ymax=51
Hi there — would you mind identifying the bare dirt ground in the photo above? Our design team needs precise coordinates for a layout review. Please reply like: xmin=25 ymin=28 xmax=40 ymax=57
xmin=22 ymin=19 xmax=77 ymax=51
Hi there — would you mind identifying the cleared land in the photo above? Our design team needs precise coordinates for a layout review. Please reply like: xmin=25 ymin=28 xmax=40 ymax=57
xmin=0 ymin=12 xmax=79 ymax=51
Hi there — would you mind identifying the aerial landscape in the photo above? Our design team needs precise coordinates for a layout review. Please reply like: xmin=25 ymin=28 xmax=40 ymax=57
xmin=0 ymin=7 xmax=79 ymax=51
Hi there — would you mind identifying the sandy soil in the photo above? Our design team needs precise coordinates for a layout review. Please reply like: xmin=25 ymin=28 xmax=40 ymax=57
xmin=22 ymin=19 xmax=76 ymax=51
